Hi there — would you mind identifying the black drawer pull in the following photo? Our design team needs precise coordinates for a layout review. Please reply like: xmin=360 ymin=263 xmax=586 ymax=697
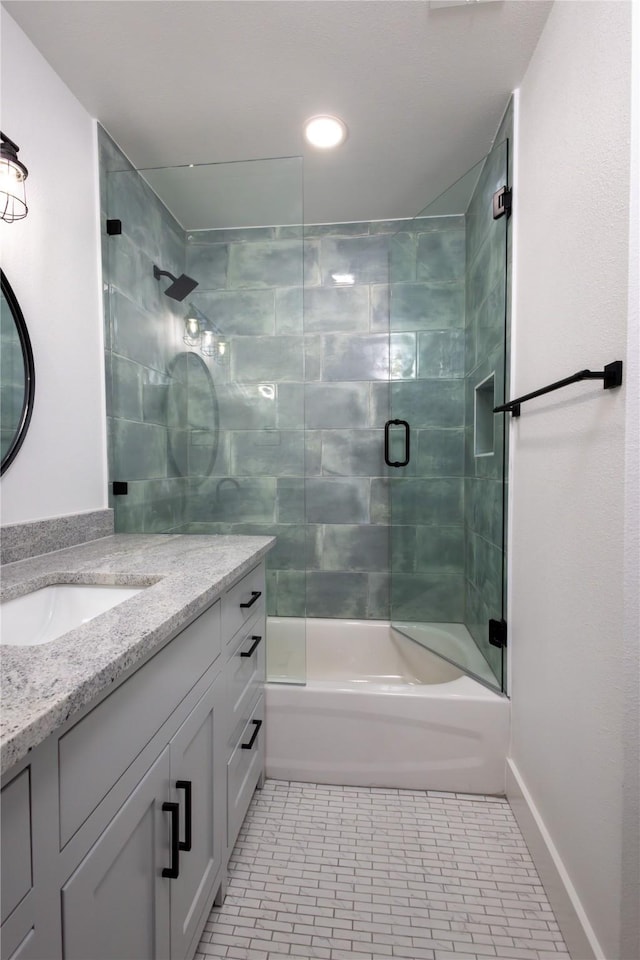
xmin=162 ymin=801 xmax=180 ymax=879
xmin=241 ymin=718 xmax=263 ymax=750
xmin=240 ymin=590 xmax=261 ymax=609
xmin=240 ymin=635 xmax=262 ymax=658
xmin=176 ymin=780 xmax=192 ymax=852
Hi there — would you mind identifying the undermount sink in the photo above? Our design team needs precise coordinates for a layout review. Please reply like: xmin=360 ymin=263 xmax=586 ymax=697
xmin=0 ymin=584 xmax=144 ymax=647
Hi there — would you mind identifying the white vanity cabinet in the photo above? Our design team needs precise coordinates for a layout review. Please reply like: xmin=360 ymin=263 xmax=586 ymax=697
xmin=61 ymin=673 xmax=225 ymax=960
xmin=0 ymin=559 xmax=267 ymax=960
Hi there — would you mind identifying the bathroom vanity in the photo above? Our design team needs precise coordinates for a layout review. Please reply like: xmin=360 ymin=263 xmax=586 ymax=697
xmin=0 ymin=534 xmax=273 ymax=960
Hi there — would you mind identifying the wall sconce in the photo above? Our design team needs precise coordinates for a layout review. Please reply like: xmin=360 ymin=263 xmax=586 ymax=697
xmin=0 ymin=132 xmax=28 ymax=223
xmin=184 ymin=303 xmax=228 ymax=363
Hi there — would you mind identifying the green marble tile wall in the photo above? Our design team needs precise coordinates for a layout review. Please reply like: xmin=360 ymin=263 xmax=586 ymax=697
xmin=184 ymin=218 xmax=468 ymax=619
xmin=387 ymin=217 xmax=467 ymax=624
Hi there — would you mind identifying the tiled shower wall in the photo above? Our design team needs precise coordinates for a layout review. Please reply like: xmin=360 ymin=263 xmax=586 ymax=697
xmin=183 ymin=220 xmax=390 ymax=618
xmin=183 ymin=218 xmax=468 ymax=620
xmin=387 ymin=218 xmax=466 ymax=624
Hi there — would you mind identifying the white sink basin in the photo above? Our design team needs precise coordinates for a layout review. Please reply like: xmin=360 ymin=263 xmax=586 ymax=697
xmin=0 ymin=584 xmax=144 ymax=647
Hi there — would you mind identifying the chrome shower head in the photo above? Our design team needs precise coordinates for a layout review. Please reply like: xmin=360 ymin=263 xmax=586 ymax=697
xmin=153 ymin=265 xmax=199 ymax=302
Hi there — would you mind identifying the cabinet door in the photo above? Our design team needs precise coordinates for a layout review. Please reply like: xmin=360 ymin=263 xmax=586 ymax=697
xmin=169 ymin=675 xmax=224 ymax=960
xmin=1 ymin=768 xmax=32 ymax=925
xmin=61 ymin=749 xmax=171 ymax=960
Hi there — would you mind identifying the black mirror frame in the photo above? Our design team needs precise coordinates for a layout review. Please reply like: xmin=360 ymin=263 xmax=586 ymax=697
xmin=1 ymin=270 xmax=35 ymax=476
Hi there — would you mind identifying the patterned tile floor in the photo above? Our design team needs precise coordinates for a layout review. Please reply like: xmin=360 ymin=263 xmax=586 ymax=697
xmin=196 ymin=781 xmax=571 ymax=960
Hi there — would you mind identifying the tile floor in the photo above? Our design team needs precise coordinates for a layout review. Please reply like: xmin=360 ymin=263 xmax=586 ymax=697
xmin=196 ymin=781 xmax=571 ymax=960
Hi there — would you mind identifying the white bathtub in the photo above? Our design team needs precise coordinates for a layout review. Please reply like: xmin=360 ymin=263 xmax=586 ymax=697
xmin=265 ymin=618 xmax=510 ymax=794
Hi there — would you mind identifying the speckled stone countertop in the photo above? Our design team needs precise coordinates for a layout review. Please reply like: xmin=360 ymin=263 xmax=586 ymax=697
xmin=0 ymin=534 xmax=274 ymax=776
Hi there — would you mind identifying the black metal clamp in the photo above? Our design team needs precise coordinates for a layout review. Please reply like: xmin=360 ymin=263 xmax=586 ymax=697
xmin=494 ymin=361 xmax=623 ymax=418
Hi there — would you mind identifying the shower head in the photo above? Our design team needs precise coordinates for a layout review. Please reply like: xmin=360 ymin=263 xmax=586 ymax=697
xmin=153 ymin=265 xmax=199 ymax=302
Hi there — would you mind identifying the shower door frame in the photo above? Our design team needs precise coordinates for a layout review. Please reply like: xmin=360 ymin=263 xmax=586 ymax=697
xmin=387 ymin=140 xmax=511 ymax=695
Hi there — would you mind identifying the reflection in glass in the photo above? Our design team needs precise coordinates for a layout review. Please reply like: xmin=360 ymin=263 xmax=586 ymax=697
xmin=166 ymin=352 xmax=219 ymax=479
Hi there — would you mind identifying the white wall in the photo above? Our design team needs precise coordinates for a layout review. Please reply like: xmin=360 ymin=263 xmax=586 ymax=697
xmin=0 ymin=10 xmax=107 ymax=524
xmin=509 ymin=2 xmax=636 ymax=959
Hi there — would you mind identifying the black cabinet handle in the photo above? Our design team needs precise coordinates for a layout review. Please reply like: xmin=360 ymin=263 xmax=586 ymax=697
xmin=176 ymin=780 xmax=192 ymax=852
xmin=384 ymin=419 xmax=410 ymax=467
xmin=241 ymin=718 xmax=263 ymax=750
xmin=240 ymin=635 xmax=262 ymax=658
xmin=240 ymin=590 xmax=261 ymax=609
xmin=162 ymin=801 xmax=180 ymax=879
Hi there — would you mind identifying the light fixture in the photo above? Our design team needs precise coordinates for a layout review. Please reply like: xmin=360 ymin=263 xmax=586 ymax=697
xmin=184 ymin=303 xmax=228 ymax=363
xmin=0 ymin=132 xmax=28 ymax=223
xmin=183 ymin=312 xmax=202 ymax=348
xmin=304 ymin=115 xmax=347 ymax=149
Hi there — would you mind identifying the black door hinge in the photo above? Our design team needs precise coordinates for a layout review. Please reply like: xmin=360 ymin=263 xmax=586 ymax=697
xmin=492 ymin=186 xmax=512 ymax=220
xmin=489 ymin=618 xmax=507 ymax=648
xmin=106 ymin=219 xmax=122 ymax=235
xmin=112 ymin=481 xmax=128 ymax=496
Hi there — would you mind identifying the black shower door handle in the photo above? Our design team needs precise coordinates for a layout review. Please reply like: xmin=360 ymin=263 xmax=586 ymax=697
xmin=384 ymin=419 xmax=410 ymax=467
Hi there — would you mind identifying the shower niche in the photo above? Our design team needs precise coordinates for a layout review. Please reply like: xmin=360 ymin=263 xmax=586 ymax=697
xmin=474 ymin=372 xmax=495 ymax=457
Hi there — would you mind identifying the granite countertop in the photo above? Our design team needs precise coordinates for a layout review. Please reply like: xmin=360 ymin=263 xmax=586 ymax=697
xmin=0 ymin=534 xmax=275 ymax=776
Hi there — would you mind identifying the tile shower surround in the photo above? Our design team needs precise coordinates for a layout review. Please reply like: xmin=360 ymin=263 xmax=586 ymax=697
xmin=100 ymin=126 xmax=507 ymax=633
xmin=183 ymin=217 xmax=467 ymax=622
xmin=196 ymin=781 xmax=570 ymax=960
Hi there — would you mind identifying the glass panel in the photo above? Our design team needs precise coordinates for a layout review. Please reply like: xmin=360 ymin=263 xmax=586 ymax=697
xmin=389 ymin=141 xmax=509 ymax=693
xmin=101 ymin=138 xmax=306 ymax=683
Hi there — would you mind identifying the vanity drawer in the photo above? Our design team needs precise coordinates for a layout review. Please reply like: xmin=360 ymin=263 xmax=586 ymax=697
xmin=226 ymin=619 xmax=265 ymax=749
xmin=222 ymin=563 xmax=265 ymax=645
xmin=0 ymin=768 xmax=32 ymax=924
xmin=227 ymin=697 xmax=264 ymax=850
xmin=58 ymin=600 xmax=221 ymax=848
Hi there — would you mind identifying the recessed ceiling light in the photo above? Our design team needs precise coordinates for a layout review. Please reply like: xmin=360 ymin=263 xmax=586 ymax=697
xmin=304 ymin=115 xmax=348 ymax=149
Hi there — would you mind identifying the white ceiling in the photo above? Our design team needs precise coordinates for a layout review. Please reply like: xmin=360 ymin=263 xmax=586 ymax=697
xmin=4 ymin=0 xmax=552 ymax=228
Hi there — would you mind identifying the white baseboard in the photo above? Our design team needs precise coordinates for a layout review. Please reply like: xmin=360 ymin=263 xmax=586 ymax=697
xmin=506 ymin=759 xmax=604 ymax=960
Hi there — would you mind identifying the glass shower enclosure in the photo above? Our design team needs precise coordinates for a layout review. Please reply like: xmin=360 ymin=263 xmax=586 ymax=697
xmin=100 ymin=125 xmax=510 ymax=695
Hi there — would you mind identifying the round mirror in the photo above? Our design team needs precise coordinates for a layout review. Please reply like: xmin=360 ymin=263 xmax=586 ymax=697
xmin=1 ymin=271 xmax=35 ymax=475
xmin=166 ymin=351 xmax=219 ymax=478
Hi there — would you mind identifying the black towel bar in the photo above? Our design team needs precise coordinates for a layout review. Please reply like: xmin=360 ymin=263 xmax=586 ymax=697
xmin=494 ymin=360 xmax=623 ymax=417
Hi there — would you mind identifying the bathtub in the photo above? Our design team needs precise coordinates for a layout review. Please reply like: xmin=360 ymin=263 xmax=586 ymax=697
xmin=265 ymin=618 xmax=510 ymax=794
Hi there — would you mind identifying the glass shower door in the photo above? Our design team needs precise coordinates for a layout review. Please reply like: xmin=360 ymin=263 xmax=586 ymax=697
xmin=388 ymin=142 xmax=509 ymax=693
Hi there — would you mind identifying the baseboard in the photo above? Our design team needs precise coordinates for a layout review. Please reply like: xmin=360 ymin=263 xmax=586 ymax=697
xmin=506 ymin=759 xmax=604 ymax=960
